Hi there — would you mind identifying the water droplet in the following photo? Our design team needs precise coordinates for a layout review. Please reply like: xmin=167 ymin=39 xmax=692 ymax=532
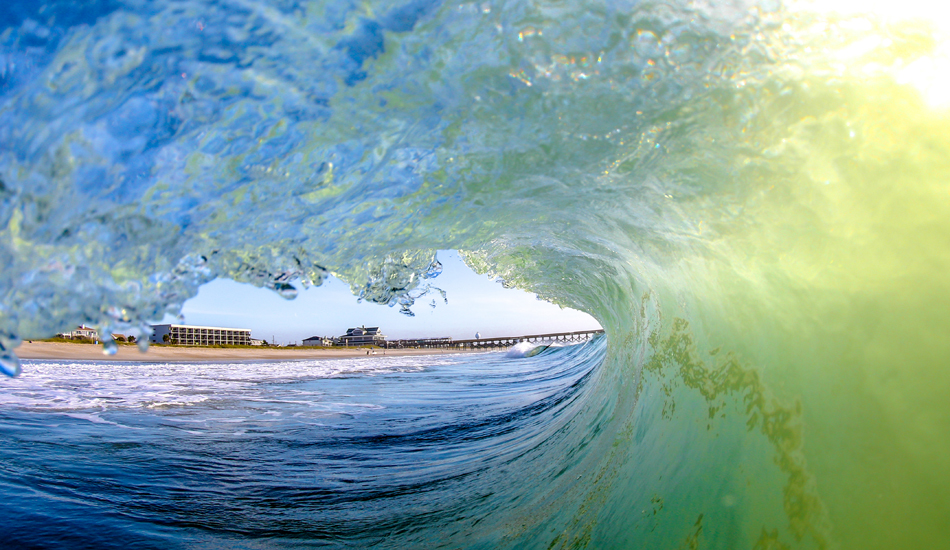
xmin=273 ymin=282 xmax=298 ymax=300
xmin=0 ymin=350 xmax=22 ymax=377
xmin=424 ymin=260 xmax=443 ymax=279
xmin=137 ymin=338 xmax=150 ymax=353
xmin=102 ymin=339 xmax=118 ymax=356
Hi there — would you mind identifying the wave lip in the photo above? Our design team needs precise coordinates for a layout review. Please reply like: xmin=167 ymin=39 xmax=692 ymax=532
xmin=505 ymin=340 xmax=580 ymax=358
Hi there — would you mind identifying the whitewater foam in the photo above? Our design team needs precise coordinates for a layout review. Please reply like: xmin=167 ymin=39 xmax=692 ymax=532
xmin=0 ymin=357 xmax=447 ymax=412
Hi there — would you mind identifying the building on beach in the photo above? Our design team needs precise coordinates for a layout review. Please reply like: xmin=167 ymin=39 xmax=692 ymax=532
xmin=302 ymin=336 xmax=334 ymax=347
xmin=337 ymin=326 xmax=386 ymax=347
xmin=58 ymin=324 xmax=99 ymax=341
xmin=150 ymin=324 xmax=252 ymax=346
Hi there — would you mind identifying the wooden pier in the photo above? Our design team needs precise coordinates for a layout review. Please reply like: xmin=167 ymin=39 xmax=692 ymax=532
xmin=385 ymin=329 xmax=604 ymax=350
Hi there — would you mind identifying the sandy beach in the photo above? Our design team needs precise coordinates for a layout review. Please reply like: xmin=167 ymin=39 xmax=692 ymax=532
xmin=16 ymin=341 xmax=474 ymax=362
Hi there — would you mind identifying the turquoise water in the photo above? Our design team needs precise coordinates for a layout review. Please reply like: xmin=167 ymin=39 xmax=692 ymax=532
xmin=2 ymin=0 xmax=950 ymax=548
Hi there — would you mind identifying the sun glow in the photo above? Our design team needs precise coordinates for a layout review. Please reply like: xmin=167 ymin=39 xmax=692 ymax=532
xmin=790 ymin=0 xmax=950 ymax=110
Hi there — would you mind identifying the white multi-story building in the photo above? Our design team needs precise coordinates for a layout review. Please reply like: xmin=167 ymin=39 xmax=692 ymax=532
xmin=150 ymin=324 xmax=252 ymax=346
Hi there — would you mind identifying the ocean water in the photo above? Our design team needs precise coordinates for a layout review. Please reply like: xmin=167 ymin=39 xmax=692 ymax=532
xmin=1 ymin=0 xmax=950 ymax=548
xmin=1 ymin=344 xmax=600 ymax=548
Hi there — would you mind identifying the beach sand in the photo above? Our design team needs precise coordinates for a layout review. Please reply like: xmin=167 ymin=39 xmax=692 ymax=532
xmin=16 ymin=341 xmax=474 ymax=362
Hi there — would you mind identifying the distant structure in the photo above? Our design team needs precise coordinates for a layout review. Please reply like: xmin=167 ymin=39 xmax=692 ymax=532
xmin=337 ymin=326 xmax=386 ymax=347
xmin=58 ymin=325 xmax=99 ymax=341
xmin=387 ymin=337 xmax=452 ymax=349
xmin=386 ymin=329 xmax=604 ymax=350
xmin=475 ymin=332 xmax=481 ymax=340
xmin=150 ymin=324 xmax=252 ymax=346
xmin=302 ymin=335 xmax=334 ymax=347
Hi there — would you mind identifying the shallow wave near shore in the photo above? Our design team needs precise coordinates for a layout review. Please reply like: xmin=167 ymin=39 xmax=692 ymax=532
xmin=1 ymin=0 xmax=949 ymax=548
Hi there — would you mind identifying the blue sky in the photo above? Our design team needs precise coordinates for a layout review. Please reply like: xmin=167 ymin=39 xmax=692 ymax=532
xmin=176 ymin=250 xmax=601 ymax=345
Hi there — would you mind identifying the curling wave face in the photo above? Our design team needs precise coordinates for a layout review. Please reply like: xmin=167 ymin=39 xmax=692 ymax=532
xmin=2 ymin=0 xmax=950 ymax=548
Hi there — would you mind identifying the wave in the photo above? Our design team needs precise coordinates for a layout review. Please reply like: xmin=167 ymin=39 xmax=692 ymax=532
xmin=2 ymin=0 xmax=950 ymax=548
xmin=0 ymin=356 xmax=440 ymax=411
xmin=505 ymin=341 xmax=548 ymax=358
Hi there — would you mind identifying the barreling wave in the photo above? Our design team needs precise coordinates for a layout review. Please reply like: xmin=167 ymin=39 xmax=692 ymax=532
xmin=1 ymin=0 xmax=949 ymax=548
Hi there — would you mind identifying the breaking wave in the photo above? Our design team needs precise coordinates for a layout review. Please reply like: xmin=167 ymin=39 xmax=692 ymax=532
xmin=2 ymin=0 xmax=949 ymax=547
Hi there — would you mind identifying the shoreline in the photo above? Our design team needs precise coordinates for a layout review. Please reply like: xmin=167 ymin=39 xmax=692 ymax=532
xmin=15 ymin=341 xmax=481 ymax=363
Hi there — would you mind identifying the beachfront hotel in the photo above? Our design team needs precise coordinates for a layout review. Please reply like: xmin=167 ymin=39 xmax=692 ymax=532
xmin=150 ymin=324 xmax=252 ymax=346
